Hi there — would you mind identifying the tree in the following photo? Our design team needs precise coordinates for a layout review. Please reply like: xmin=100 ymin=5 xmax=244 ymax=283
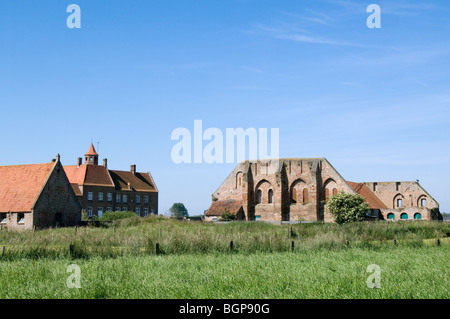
xmin=327 ymin=192 xmax=369 ymax=224
xmin=169 ymin=203 xmax=189 ymax=218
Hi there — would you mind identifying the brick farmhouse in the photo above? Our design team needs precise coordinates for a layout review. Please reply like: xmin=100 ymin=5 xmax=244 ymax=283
xmin=63 ymin=144 xmax=158 ymax=218
xmin=0 ymin=155 xmax=81 ymax=230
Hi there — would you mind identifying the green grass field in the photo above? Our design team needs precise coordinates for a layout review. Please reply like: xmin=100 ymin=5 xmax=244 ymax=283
xmin=0 ymin=246 xmax=448 ymax=299
xmin=0 ymin=217 xmax=449 ymax=299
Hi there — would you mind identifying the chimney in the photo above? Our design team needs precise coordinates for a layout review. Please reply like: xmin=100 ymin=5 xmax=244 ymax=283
xmin=77 ymin=157 xmax=82 ymax=167
xmin=131 ymin=164 xmax=136 ymax=175
xmin=103 ymin=158 xmax=107 ymax=168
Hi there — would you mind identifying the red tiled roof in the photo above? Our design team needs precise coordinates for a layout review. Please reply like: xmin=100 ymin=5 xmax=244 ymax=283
xmin=85 ymin=143 xmax=98 ymax=156
xmin=64 ymin=164 xmax=114 ymax=187
xmin=0 ymin=162 xmax=55 ymax=212
xmin=64 ymin=165 xmax=87 ymax=185
xmin=206 ymin=199 xmax=243 ymax=216
xmin=109 ymin=170 xmax=157 ymax=192
xmin=347 ymin=182 xmax=388 ymax=209
xmin=85 ymin=165 xmax=114 ymax=186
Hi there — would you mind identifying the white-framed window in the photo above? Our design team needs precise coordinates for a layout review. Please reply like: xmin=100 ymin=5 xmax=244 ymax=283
xmin=116 ymin=194 xmax=121 ymax=203
xmin=106 ymin=207 xmax=112 ymax=212
xmin=88 ymin=192 xmax=93 ymax=201
xmin=136 ymin=207 xmax=141 ymax=216
xmin=18 ymin=213 xmax=25 ymax=224
xmin=122 ymin=207 xmax=127 ymax=212
xmin=107 ymin=193 xmax=112 ymax=202
xmin=87 ymin=206 xmax=93 ymax=218
xmin=144 ymin=196 xmax=149 ymax=204
xmin=98 ymin=207 xmax=103 ymax=218
xmin=123 ymin=195 xmax=127 ymax=204
xmin=144 ymin=208 xmax=149 ymax=217
xmin=397 ymin=199 xmax=403 ymax=208
xmin=136 ymin=195 xmax=141 ymax=204
xmin=98 ymin=192 xmax=103 ymax=201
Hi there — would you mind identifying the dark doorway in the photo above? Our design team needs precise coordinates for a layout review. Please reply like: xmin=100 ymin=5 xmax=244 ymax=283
xmin=55 ymin=213 xmax=64 ymax=227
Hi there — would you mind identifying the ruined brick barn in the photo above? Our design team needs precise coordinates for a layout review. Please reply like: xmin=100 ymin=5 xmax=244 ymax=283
xmin=0 ymin=155 xmax=81 ymax=230
xmin=205 ymin=158 xmax=441 ymax=222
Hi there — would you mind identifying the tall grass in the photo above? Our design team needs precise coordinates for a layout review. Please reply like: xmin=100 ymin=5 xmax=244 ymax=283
xmin=0 ymin=216 xmax=448 ymax=259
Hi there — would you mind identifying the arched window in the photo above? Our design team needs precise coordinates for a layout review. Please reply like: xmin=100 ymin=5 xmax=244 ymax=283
xmin=325 ymin=188 xmax=330 ymax=202
xmin=387 ymin=213 xmax=395 ymax=220
xmin=421 ymin=198 xmax=426 ymax=207
xmin=332 ymin=188 xmax=338 ymax=196
xmin=303 ymin=188 xmax=309 ymax=204
xmin=268 ymin=189 xmax=273 ymax=204
xmin=400 ymin=213 xmax=408 ymax=220
xmin=236 ymin=172 xmax=243 ymax=189
xmin=257 ymin=189 xmax=262 ymax=204
xmin=414 ymin=213 xmax=422 ymax=220
xmin=290 ymin=179 xmax=306 ymax=204
xmin=397 ymin=199 xmax=403 ymax=208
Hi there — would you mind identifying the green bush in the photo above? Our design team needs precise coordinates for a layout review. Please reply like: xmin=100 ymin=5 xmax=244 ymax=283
xmin=99 ymin=211 xmax=136 ymax=221
xmin=219 ymin=209 xmax=237 ymax=221
xmin=327 ymin=192 xmax=369 ymax=224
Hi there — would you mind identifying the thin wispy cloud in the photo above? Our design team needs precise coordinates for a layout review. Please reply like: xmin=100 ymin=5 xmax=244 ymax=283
xmin=279 ymin=10 xmax=334 ymax=26
xmin=274 ymin=32 xmax=354 ymax=46
xmin=249 ymin=22 xmax=358 ymax=47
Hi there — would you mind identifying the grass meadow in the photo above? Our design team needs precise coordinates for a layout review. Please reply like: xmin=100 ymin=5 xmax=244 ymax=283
xmin=0 ymin=217 xmax=448 ymax=299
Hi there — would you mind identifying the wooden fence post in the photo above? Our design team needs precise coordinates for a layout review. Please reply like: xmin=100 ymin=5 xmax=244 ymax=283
xmin=346 ymin=240 xmax=349 ymax=247
xmin=393 ymin=239 xmax=397 ymax=246
xmin=155 ymin=243 xmax=160 ymax=255
xmin=1 ymin=246 xmax=5 ymax=258
xmin=436 ymin=239 xmax=441 ymax=246
xmin=291 ymin=241 xmax=294 ymax=252
xmin=69 ymin=244 xmax=74 ymax=256
xmin=229 ymin=241 xmax=234 ymax=252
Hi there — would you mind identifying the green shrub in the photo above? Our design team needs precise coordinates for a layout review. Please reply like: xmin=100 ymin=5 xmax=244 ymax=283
xmin=99 ymin=211 xmax=136 ymax=221
xmin=327 ymin=192 xmax=369 ymax=224
xmin=219 ymin=210 xmax=237 ymax=221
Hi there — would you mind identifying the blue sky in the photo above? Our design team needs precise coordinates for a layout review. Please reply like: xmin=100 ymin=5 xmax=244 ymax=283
xmin=0 ymin=0 xmax=449 ymax=215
